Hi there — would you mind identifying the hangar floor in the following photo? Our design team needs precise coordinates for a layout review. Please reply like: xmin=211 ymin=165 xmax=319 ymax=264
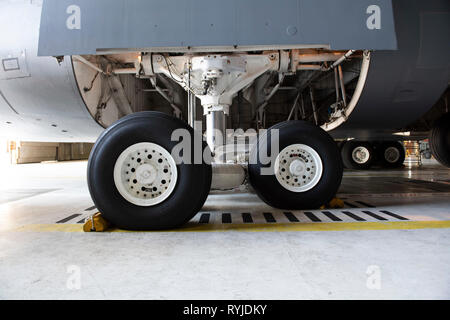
xmin=0 ymin=160 xmax=449 ymax=299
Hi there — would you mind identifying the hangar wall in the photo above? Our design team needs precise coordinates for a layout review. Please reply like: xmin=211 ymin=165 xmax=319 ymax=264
xmin=8 ymin=141 xmax=93 ymax=164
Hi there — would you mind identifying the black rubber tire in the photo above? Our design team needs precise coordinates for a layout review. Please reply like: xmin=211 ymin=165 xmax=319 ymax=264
xmin=248 ymin=120 xmax=343 ymax=209
xmin=429 ymin=113 xmax=450 ymax=168
xmin=337 ymin=141 xmax=346 ymax=150
xmin=378 ymin=141 xmax=405 ymax=168
xmin=87 ymin=111 xmax=212 ymax=230
xmin=341 ymin=141 xmax=375 ymax=170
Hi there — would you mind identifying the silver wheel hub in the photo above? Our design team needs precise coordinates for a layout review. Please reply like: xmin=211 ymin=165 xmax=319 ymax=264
xmin=135 ymin=163 xmax=157 ymax=184
xmin=113 ymin=142 xmax=178 ymax=206
xmin=352 ymin=146 xmax=370 ymax=164
xmin=384 ymin=146 xmax=400 ymax=163
xmin=274 ymin=144 xmax=323 ymax=192
xmin=289 ymin=159 xmax=306 ymax=176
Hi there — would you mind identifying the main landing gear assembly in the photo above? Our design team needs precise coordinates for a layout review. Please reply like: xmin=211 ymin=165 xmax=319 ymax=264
xmin=429 ymin=113 xmax=450 ymax=168
xmin=340 ymin=140 xmax=406 ymax=170
xmin=87 ymin=114 xmax=342 ymax=230
xmin=339 ymin=113 xmax=450 ymax=170
xmin=86 ymin=52 xmax=347 ymax=230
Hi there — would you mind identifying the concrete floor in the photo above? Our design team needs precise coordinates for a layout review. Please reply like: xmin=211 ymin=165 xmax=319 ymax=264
xmin=0 ymin=160 xmax=449 ymax=299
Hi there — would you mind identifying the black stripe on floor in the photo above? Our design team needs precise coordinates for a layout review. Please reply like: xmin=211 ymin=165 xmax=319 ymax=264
xmin=56 ymin=214 xmax=82 ymax=224
xmin=263 ymin=212 xmax=276 ymax=223
xmin=355 ymin=201 xmax=376 ymax=208
xmin=284 ymin=212 xmax=299 ymax=222
xmin=344 ymin=201 xmax=358 ymax=208
xmin=304 ymin=212 xmax=321 ymax=222
xmin=77 ymin=218 xmax=86 ymax=224
xmin=222 ymin=213 xmax=232 ymax=224
xmin=321 ymin=211 xmax=342 ymax=222
xmin=199 ymin=213 xmax=210 ymax=224
xmin=242 ymin=213 xmax=253 ymax=223
xmin=379 ymin=210 xmax=409 ymax=221
xmin=362 ymin=211 xmax=387 ymax=221
xmin=84 ymin=206 xmax=96 ymax=211
xmin=342 ymin=211 xmax=366 ymax=221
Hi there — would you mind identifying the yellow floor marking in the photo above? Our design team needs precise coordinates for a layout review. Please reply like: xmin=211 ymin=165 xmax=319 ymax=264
xmin=12 ymin=220 xmax=450 ymax=233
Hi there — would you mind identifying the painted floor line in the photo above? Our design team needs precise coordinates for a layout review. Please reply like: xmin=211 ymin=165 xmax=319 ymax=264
xmin=12 ymin=220 xmax=450 ymax=233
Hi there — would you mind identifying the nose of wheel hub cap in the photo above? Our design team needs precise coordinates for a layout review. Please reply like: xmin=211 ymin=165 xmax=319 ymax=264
xmin=289 ymin=159 xmax=305 ymax=176
xmin=136 ymin=163 xmax=157 ymax=185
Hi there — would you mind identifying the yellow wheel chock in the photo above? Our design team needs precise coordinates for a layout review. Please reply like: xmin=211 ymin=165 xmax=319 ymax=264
xmin=320 ymin=197 xmax=344 ymax=210
xmin=83 ymin=212 xmax=111 ymax=232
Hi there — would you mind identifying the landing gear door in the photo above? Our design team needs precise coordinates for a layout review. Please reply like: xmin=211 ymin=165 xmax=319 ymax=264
xmin=38 ymin=0 xmax=397 ymax=56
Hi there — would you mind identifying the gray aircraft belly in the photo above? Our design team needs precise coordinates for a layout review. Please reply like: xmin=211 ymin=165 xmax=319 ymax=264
xmin=38 ymin=0 xmax=397 ymax=56
xmin=332 ymin=0 xmax=450 ymax=139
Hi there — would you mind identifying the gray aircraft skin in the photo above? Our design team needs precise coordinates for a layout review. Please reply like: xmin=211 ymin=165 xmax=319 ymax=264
xmin=335 ymin=0 xmax=449 ymax=140
xmin=0 ymin=0 xmax=448 ymax=142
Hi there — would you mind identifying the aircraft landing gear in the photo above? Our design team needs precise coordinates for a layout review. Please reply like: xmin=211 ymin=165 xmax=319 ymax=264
xmin=248 ymin=121 xmax=343 ymax=209
xmin=340 ymin=140 xmax=405 ymax=169
xmin=429 ymin=113 xmax=450 ymax=168
xmin=85 ymin=52 xmax=350 ymax=230
xmin=87 ymin=111 xmax=212 ymax=230
xmin=377 ymin=141 xmax=405 ymax=168
xmin=340 ymin=141 xmax=375 ymax=170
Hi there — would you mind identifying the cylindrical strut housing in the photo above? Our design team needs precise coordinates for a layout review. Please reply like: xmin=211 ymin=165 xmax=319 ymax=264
xmin=211 ymin=163 xmax=246 ymax=190
xmin=206 ymin=110 xmax=226 ymax=153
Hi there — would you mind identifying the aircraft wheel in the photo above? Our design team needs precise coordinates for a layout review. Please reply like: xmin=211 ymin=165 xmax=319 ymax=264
xmin=429 ymin=113 xmax=450 ymax=168
xmin=341 ymin=141 xmax=375 ymax=169
xmin=248 ymin=121 xmax=343 ymax=209
xmin=87 ymin=111 xmax=212 ymax=230
xmin=378 ymin=141 xmax=405 ymax=168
